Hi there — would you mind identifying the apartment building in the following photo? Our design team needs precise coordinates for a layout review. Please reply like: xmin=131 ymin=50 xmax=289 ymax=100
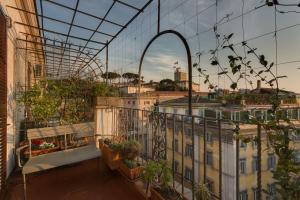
xmin=158 ymin=91 xmax=300 ymax=200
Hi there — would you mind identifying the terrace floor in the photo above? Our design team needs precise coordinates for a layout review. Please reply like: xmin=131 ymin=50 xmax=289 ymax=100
xmin=4 ymin=158 xmax=143 ymax=200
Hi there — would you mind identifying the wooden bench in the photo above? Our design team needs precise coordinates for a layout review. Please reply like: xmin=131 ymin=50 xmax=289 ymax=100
xmin=16 ymin=122 xmax=101 ymax=200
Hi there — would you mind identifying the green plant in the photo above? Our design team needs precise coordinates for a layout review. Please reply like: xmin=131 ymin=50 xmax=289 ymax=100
xmin=195 ymin=183 xmax=211 ymax=200
xmin=109 ymin=143 xmax=122 ymax=152
xmin=158 ymin=161 xmax=172 ymax=189
xmin=142 ymin=160 xmax=162 ymax=194
xmin=121 ymin=140 xmax=141 ymax=160
xmin=123 ymin=159 xmax=138 ymax=169
xmin=18 ymin=83 xmax=59 ymax=127
xmin=142 ymin=160 xmax=173 ymax=195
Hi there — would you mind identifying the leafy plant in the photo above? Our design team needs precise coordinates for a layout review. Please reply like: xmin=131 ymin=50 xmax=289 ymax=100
xmin=195 ymin=183 xmax=211 ymax=200
xmin=123 ymin=159 xmax=138 ymax=169
xmin=121 ymin=140 xmax=141 ymax=160
xmin=142 ymin=160 xmax=173 ymax=195
xmin=108 ymin=143 xmax=122 ymax=152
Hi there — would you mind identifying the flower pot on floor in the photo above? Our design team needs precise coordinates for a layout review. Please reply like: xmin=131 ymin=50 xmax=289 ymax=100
xmin=150 ymin=187 xmax=188 ymax=200
xmin=102 ymin=144 xmax=121 ymax=170
xmin=119 ymin=161 xmax=143 ymax=180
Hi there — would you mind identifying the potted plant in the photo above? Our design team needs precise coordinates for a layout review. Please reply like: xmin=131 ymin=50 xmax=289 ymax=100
xmin=194 ymin=183 xmax=211 ymax=200
xmin=26 ymin=139 xmax=60 ymax=157
xmin=142 ymin=160 xmax=187 ymax=200
xmin=102 ymin=138 xmax=122 ymax=170
xmin=119 ymin=140 xmax=143 ymax=180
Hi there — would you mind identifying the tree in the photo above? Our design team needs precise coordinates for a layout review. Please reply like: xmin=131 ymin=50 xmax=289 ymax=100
xmin=122 ymin=72 xmax=139 ymax=83
xmin=156 ymin=79 xmax=180 ymax=91
xmin=101 ymin=72 xmax=121 ymax=83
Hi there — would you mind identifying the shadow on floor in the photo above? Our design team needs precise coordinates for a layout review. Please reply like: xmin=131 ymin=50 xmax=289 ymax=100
xmin=4 ymin=158 xmax=143 ymax=200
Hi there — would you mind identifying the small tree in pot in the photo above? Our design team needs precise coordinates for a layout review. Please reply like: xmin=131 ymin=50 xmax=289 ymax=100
xmin=102 ymin=138 xmax=122 ymax=170
xmin=119 ymin=140 xmax=143 ymax=180
xmin=143 ymin=160 xmax=187 ymax=200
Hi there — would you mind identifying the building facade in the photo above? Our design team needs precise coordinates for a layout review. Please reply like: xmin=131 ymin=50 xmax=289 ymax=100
xmin=159 ymin=95 xmax=300 ymax=200
xmin=0 ymin=0 xmax=43 ymax=184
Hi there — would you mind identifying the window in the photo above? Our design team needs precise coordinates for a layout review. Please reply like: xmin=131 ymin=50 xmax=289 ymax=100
xmin=174 ymin=139 xmax=179 ymax=152
xmin=267 ymin=154 xmax=276 ymax=169
xmin=240 ymin=140 xmax=247 ymax=148
xmin=206 ymin=133 xmax=212 ymax=143
xmin=132 ymin=101 xmax=135 ymax=105
xmin=252 ymin=156 xmax=258 ymax=172
xmin=252 ymin=140 xmax=257 ymax=149
xmin=267 ymin=183 xmax=276 ymax=198
xmin=185 ymin=144 xmax=193 ymax=158
xmin=292 ymin=129 xmax=300 ymax=141
xmin=198 ymin=109 xmax=204 ymax=117
xmin=144 ymin=101 xmax=150 ymax=105
xmin=34 ymin=64 xmax=42 ymax=77
xmin=175 ymin=124 xmax=180 ymax=135
xmin=184 ymin=167 xmax=193 ymax=181
xmin=206 ymin=179 xmax=214 ymax=193
xmin=239 ymin=158 xmax=246 ymax=174
xmin=239 ymin=190 xmax=248 ymax=200
xmin=206 ymin=151 xmax=213 ymax=166
xmin=174 ymin=161 xmax=179 ymax=173
xmin=128 ymin=101 xmax=130 ymax=104
xmin=173 ymin=109 xmax=178 ymax=114
xmin=253 ymin=188 xmax=258 ymax=200
xmin=185 ymin=128 xmax=192 ymax=138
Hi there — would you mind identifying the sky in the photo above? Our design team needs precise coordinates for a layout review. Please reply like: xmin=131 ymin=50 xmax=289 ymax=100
xmin=36 ymin=0 xmax=300 ymax=93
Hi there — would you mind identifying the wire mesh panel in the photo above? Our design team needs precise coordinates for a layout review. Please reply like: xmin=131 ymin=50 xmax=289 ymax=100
xmin=0 ymin=9 xmax=7 ymax=195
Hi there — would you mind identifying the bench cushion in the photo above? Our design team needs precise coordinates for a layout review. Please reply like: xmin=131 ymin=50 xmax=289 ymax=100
xmin=23 ymin=145 xmax=101 ymax=175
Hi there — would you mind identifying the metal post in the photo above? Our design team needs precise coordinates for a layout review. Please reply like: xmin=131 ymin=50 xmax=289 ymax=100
xmin=191 ymin=116 xmax=195 ymax=200
xmin=236 ymin=128 xmax=240 ymax=200
xmin=164 ymin=113 xmax=167 ymax=160
xmin=203 ymin=118 xmax=207 ymax=183
xmin=105 ymin=40 xmax=108 ymax=84
xmin=257 ymin=123 xmax=262 ymax=200
xmin=218 ymin=118 xmax=222 ymax=199
xmin=157 ymin=0 xmax=160 ymax=34
xmin=172 ymin=115 xmax=176 ymax=188
xmin=181 ymin=115 xmax=185 ymax=195
xmin=23 ymin=174 xmax=27 ymax=200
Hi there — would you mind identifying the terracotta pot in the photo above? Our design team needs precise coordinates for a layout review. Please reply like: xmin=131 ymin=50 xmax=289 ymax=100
xmin=119 ymin=161 xmax=143 ymax=180
xmin=150 ymin=187 xmax=188 ymax=200
xmin=102 ymin=144 xmax=121 ymax=170
xmin=99 ymin=139 xmax=104 ymax=150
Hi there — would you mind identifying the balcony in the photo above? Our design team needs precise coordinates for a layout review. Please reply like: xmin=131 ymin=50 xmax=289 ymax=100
xmin=4 ymin=158 xmax=143 ymax=200
xmin=1 ymin=0 xmax=300 ymax=199
xmin=1 ymin=105 xmax=300 ymax=200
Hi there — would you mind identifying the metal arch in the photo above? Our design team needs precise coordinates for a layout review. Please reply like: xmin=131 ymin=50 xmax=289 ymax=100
xmin=137 ymin=30 xmax=193 ymax=115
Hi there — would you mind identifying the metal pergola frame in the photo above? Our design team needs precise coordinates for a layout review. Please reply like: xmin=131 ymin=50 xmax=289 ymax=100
xmin=7 ymin=0 xmax=153 ymax=79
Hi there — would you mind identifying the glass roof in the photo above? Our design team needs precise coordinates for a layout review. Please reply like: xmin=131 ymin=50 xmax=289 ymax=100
xmin=12 ymin=0 xmax=153 ymax=79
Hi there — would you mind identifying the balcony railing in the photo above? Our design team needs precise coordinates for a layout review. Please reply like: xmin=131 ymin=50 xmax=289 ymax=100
xmin=95 ymin=106 xmax=300 ymax=200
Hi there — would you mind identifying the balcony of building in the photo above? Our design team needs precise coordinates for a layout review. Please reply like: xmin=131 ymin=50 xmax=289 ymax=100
xmin=1 ymin=0 xmax=300 ymax=200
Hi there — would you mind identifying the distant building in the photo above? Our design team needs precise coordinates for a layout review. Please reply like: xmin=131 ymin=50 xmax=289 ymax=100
xmin=158 ymin=89 xmax=300 ymax=200
xmin=119 ymin=85 xmax=155 ymax=95
xmin=174 ymin=68 xmax=200 ymax=92
xmin=118 ymin=91 xmax=208 ymax=110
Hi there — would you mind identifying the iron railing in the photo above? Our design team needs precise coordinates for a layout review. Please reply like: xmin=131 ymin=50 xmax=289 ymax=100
xmin=96 ymin=106 xmax=300 ymax=200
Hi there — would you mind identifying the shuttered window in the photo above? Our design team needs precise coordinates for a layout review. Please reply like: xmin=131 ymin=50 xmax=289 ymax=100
xmin=0 ymin=9 xmax=7 ymax=193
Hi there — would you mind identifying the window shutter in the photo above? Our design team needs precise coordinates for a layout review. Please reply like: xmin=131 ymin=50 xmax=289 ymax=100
xmin=0 ymin=9 xmax=7 ymax=194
